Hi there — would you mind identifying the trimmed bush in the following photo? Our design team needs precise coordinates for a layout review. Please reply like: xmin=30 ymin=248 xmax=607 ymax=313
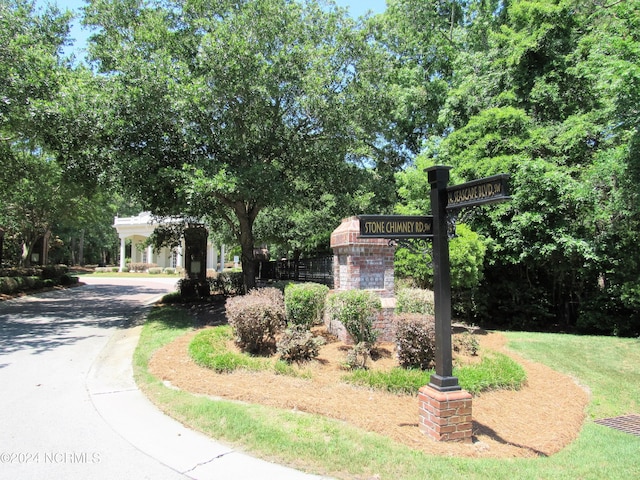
xmin=344 ymin=342 xmax=373 ymax=370
xmin=0 ymin=277 xmax=19 ymax=294
xmin=41 ymin=265 xmax=68 ymax=279
xmin=284 ymin=282 xmax=329 ymax=327
xmin=225 ymin=288 xmax=286 ymax=354
xmin=396 ymin=288 xmax=435 ymax=315
xmin=0 ymin=267 xmax=40 ymax=277
xmin=178 ymin=278 xmax=210 ymax=298
xmin=211 ymin=271 xmax=244 ymax=296
xmin=59 ymin=274 xmax=79 ymax=286
xmin=128 ymin=262 xmax=157 ymax=273
xmin=148 ymin=267 xmax=163 ymax=274
xmin=277 ymin=324 xmax=325 ymax=363
xmin=326 ymin=289 xmax=381 ymax=345
xmin=394 ymin=313 xmax=436 ymax=370
xmin=162 ymin=267 xmax=177 ymax=275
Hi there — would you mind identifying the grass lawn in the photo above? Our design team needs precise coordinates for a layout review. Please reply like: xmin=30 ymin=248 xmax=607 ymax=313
xmin=134 ymin=306 xmax=640 ymax=480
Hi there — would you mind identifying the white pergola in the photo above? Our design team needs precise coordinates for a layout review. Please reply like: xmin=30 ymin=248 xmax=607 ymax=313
xmin=113 ymin=212 xmax=225 ymax=273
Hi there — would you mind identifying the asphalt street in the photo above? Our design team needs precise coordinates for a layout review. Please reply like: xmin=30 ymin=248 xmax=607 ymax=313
xmin=0 ymin=277 xmax=330 ymax=480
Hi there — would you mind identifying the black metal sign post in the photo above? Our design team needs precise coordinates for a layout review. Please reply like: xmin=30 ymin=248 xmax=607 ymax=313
xmin=359 ymin=167 xmax=511 ymax=394
xmin=426 ymin=166 xmax=460 ymax=391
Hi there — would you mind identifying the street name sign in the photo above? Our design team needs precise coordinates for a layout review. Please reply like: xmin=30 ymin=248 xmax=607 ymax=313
xmin=358 ymin=168 xmax=511 ymax=393
xmin=358 ymin=215 xmax=434 ymax=239
xmin=446 ymin=174 xmax=511 ymax=210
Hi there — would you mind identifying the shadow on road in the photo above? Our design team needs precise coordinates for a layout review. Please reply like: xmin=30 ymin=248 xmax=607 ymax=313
xmin=0 ymin=283 xmax=171 ymax=355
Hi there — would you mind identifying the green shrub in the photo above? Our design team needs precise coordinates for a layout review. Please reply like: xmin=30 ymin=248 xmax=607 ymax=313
xmin=277 ymin=324 xmax=325 ymax=363
xmin=344 ymin=342 xmax=373 ymax=370
xmin=178 ymin=278 xmax=210 ymax=298
xmin=395 ymin=288 xmax=435 ymax=315
xmin=148 ymin=267 xmax=163 ymax=274
xmin=25 ymin=276 xmax=44 ymax=290
xmin=129 ymin=262 xmax=157 ymax=273
xmin=211 ymin=271 xmax=244 ymax=296
xmin=162 ymin=267 xmax=177 ymax=275
xmin=225 ymin=287 xmax=286 ymax=354
xmin=394 ymin=313 xmax=436 ymax=370
xmin=161 ymin=291 xmax=184 ymax=304
xmin=326 ymin=290 xmax=381 ymax=345
xmin=41 ymin=265 xmax=68 ymax=279
xmin=0 ymin=277 xmax=18 ymax=294
xmin=284 ymin=282 xmax=329 ymax=327
xmin=59 ymin=274 xmax=79 ymax=286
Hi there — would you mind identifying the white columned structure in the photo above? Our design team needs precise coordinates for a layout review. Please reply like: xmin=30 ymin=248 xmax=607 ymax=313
xmin=130 ymin=243 xmax=137 ymax=263
xmin=219 ymin=244 xmax=226 ymax=272
xmin=177 ymin=242 xmax=184 ymax=269
xmin=212 ymin=245 xmax=218 ymax=272
xmin=113 ymin=213 xmax=220 ymax=273
xmin=119 ymin=237 xmax=126 ymax=272
xmin=206 ymin=242 xmax=216 ymax=271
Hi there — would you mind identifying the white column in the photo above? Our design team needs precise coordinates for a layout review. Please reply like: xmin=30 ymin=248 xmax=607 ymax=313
xmin=206 ymin=241 xmax=214 ymax=270
xmin=177 ymin=240 xmax=184 ymax=268
xmin=131 ymin=242 xmax=137 ymax=264
xmin=119 ymin=237 xmax=126 ymax=272
xmin=212 ymin=245 xmax=218 ymax=273
xmin=219 ymin=244 xmax=226 ymax=272
xmin=147 ymin=245 xmax=154 ymax=265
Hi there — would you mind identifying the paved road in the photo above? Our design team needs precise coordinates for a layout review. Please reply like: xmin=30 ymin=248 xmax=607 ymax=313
xmin=0 ymin=277 xmax=329 ymax=480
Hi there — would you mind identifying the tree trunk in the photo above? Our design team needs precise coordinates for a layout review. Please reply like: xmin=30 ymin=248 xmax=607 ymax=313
xmin=78 ymin=229 xmax=85 ymax=266
xmin=235 ymin=202 xmax=259 ymax=292
xmin=42 ymin=229 xmax=51 ymax=265
xmin=21 ymin=236 xmax=37 ymax=267
xmin=70 ymin=236 xmax=77 ymax=266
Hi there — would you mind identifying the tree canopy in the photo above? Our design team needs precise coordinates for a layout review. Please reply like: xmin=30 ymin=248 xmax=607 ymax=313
xmin=79 ymin=0 xmax=394 ymax=289
xmin=395 ymin=0 xmax=640 ymax=335
xmin=3 ymin=0 xmax=639 ymax=335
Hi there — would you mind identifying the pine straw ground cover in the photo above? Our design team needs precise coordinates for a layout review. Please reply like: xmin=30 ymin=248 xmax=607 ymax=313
xmin=147 ymin=317 xmax=589 ymax=459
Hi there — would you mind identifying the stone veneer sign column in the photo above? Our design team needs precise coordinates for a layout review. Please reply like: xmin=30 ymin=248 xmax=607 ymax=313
xmin=327 ymin=217 xmax=396 ymax=343
xmin=330 ymin=216 xmax=395 ymax=297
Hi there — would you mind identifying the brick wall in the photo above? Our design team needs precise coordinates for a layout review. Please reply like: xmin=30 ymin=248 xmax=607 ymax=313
xmin=330 ymin=217 xmax=395 ymax=297
xmin=327 ymin=217 xmax=397 ymax=342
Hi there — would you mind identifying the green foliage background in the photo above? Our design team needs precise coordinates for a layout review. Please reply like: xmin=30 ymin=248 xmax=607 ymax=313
xmin=2 ymin=0 xmax=639 ymax=335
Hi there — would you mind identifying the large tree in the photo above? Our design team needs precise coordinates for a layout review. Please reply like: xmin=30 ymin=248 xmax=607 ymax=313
xmin=412 ymin=0 xmax=640 ymax=335
xmin=81 ymin=0 xmax=390 ymax=290
xmin=0 ymin=0 xmax=73 ymax=265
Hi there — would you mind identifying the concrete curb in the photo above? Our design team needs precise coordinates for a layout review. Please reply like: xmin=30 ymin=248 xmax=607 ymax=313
xmin=86 ymin=304 xmax=333 ymax=480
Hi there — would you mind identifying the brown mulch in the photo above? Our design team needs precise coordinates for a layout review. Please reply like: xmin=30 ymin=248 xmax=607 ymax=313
xmin=148 ymin=308 xmax=589 ymax=459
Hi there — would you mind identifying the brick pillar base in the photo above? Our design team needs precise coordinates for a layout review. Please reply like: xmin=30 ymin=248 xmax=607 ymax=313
xmin=418 ymin=385 xmax=473 ymax=443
